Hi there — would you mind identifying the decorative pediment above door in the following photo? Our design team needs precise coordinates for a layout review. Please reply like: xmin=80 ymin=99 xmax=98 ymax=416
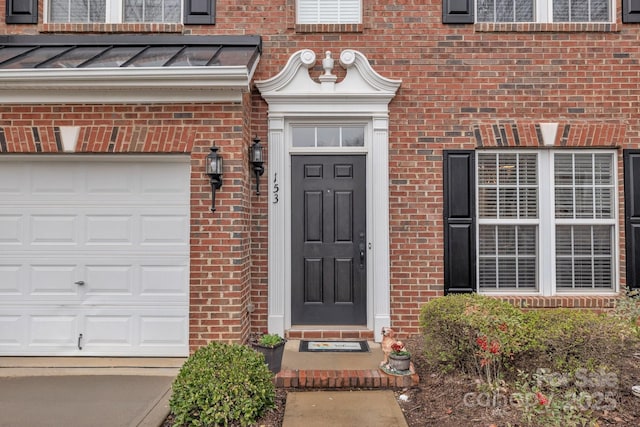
xmin=256 ymin=49 xmax=401 ymax=115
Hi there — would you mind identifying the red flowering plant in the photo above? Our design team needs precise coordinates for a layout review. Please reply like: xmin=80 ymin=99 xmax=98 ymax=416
xmin=475 ymin=333 xmax=504 ymax=386
xmin=390 ymin=341 xmax=410 ymax=357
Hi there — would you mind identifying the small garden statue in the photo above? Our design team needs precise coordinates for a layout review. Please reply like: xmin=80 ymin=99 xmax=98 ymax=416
xmin=380 ymin=326 xmax=412 ymax=373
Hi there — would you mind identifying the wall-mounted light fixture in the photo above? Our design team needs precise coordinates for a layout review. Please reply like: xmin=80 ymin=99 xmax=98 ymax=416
xmin=250 ymin=136 xmax=264 ymax=195
xmin=206 ymin=145 xmax=223 ymax=212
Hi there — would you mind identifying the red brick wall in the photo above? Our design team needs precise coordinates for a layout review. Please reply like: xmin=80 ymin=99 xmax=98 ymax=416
xmin=2 ymin=0 xmax=638 ymax=339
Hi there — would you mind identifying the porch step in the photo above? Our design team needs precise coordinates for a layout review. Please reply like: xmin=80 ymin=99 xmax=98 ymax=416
xmin=275 ymin=368 xmax=419 ymax=389
xmin=285 ymin=326 xmax=374 ymax=341
xmin=275 ymin=340 xmax=419 ymax=389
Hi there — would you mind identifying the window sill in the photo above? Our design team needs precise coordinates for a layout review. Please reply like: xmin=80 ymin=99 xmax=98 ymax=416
xmin=484 ymin=294 xmax=619 ymax=309
xmin=295 ymin=23 xmax=363 ymax=33
xmin=475 ymin=22 xmax=620 ymax=33
xmin=40 ymin=23 xmax=183 ymax=33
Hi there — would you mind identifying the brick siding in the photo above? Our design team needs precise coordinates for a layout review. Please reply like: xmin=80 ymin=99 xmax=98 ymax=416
xmin=1 ymin=0 xmax=638 ymax=345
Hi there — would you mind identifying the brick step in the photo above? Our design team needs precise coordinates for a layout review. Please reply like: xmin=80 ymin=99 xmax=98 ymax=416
xmin=274 ymin=367 xmax=419 ymax=389
xmin=285 ymin=328 xmax=375 ymax=341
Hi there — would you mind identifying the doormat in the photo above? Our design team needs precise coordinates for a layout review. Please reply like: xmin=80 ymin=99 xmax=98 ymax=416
xmin=299 ymin=340 xmax=369 ymax=353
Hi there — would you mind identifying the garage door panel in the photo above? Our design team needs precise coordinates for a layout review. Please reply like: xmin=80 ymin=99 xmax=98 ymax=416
xmin=0 ymin=214 xmax=23 ymax=245
xmin=84 ymin=315 xmax=134 ymax=347
xmin=86 ymin=164 xmax=137 ymax=195
xmin=0 ymin=265 xmax=23 ymax=295
xmin=141 ymin=163 xmax=190 ymax=195
xmin=30 ymin=314 xmax=80 ymax=347
xmin=30 ymin=264 xmax=81 ymax=296
xmin=140 ymin=315 xmax=188 ymax=347
xmin=31 ymin=215 xmax=79 ymax=245
xmin=30 ymin=164 xmax=81 ymax=195
xmin=0 ymin=315 xmax=23 ymax=347
xmin=86 ymin=215 xmax=133 ymax=245
xmin=141 ymin=215 xmax=189 ymax=246
xmin=0 ymin=164 xmax=25 ymax=195
xmin=0 ymin=158 xmax=190 ymax=357
xmin=84 ymin=265 xmax=134 ymax=296
xmin=140 ymin=265 xmax=189 ymax=296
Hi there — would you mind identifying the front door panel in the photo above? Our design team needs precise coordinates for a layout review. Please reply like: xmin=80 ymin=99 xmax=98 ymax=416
xmin=291 ymin=155 xmax=366 ymax=324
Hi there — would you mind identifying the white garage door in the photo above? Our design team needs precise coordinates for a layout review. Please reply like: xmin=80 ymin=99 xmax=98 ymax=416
xmin=0 ymin=157 xmax=190 ymax=356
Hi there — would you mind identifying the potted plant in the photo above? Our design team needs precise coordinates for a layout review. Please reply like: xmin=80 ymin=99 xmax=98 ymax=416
xmin=387 ymin=341 xmax=411 ymax=372
xmin=250 ymin=332 xmax=286 ymax=374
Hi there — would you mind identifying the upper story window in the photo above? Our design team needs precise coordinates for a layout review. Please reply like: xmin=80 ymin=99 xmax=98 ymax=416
xmin=476 ymin=0 xmax=612 ymax=23
xmin=49 ymin=0 xmax=181 ymax=23
xmin=296 ymin=0 xmax=361 ymax=24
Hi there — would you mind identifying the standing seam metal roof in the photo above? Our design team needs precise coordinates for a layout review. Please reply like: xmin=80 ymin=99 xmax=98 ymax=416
xmin=0 ymin=35 xmax=262 ymax=70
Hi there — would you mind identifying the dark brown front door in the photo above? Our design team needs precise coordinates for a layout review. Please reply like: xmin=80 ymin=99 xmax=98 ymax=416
xmin=291 ymin=155 xmax=367 ymax=324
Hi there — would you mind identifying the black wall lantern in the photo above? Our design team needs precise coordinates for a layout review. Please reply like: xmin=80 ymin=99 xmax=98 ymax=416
xmin=250 ymin=136 xmax=264 ymax=195
xmin=206 ymin=146 xmax=223 ymax=212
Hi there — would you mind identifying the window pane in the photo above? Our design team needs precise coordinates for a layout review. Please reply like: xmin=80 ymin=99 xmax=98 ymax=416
xmin=478 ymin=225 xmax=538 ymax=290
xmin=478 ymin=152 xmax=538 ymax=220
xmin=591 ymin=0 xmax=609 ymax=20
xmin=51 ymin=0 xmax=105 ymax=23
xmin=342 ymin=126 xmax=365 ymax=147
xmin=477 ymin=0 xmax=533 ymax=22
xmin=571 ymin=0 xmax=589 ymax=21
xmin=292 ymin=127 xmax=315 ymax=148
xmin=554 ymin=0 xmax=609 ymax=22
xmin=124 ymin=0 xmax=181 ymax=22
xmin=556 ymin=225 xmax=613 ymax=290
xmin=555 ymin=153 xmax=614 ymax=220
xmin=317 ymin=127 xmax=340 ymax=147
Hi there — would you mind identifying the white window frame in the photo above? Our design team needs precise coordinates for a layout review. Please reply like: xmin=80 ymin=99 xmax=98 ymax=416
xmin=477 ymin=149 xmax=619 ymax=296
xmin=296 ymin=0 xmax=362 ymax=24
xmin=45 ymin=0 xmax=183 ymax=24
xmin=476 ymin=0 xmax=615 ymax=23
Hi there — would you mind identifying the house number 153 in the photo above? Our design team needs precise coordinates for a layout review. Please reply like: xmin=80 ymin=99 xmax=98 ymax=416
xmin=273 ymin=173 xmax=279 ymax=204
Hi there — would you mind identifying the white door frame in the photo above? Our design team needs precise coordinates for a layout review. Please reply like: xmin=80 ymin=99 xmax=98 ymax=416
xmin=256 ymin=49 xmax=401 ymax=342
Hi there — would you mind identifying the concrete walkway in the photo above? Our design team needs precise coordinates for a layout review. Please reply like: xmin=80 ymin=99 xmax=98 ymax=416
xmin=282 ymin=390 xmax=408 ymax=427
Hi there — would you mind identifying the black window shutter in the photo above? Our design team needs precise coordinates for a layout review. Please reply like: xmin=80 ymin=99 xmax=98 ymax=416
xmin=624 ymin=0 xmax=640 ymax=23
xmin=443 ymin=150 xmax=476 ymax=294
xmin=184 ymin=0 xmax=216 ymax=25
xmin=624 ymin=150 xmax=640 ymax=289
xmin=443 ymin=0 xmax=474 ymax=24
xmin=6 ymin=0 xmax=38 ymax=24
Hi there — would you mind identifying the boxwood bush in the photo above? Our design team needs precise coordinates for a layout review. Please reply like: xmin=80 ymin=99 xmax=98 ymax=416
xmin=170 ymin=342 xmax=275 ymax=426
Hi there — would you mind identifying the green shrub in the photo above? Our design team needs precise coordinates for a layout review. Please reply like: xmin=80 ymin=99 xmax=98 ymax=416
xmin=611 ymin=288 xmax=640 ymax=337
xmin=419 ymin=294 xmax=530 ymax=376
xmin=524 ymin=308 xmax=636 ymax=372
xmin=170 ymin=342 xmax=275 ymax=426
xmin=420 ymin=294 xmax=638 ymax=381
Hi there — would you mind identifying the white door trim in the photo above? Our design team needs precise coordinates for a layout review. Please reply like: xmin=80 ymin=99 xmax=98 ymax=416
xmin=256 ymin=49 xmax=401 ymax=342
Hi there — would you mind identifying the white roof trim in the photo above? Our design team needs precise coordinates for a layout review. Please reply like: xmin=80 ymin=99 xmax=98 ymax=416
xmin=0 ymin=64 xmax=258 ymax=104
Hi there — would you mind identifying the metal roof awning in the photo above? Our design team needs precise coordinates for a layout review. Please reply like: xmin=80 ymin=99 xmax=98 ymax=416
xmin=0 ymin=35 xmax=262 ymax=104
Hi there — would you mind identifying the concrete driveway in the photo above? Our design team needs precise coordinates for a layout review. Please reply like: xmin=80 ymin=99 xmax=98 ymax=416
xmin=0 ymin=358 xmax=182 ymax=427
xmin=0 ymin=375 xmax=173 ymax=427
